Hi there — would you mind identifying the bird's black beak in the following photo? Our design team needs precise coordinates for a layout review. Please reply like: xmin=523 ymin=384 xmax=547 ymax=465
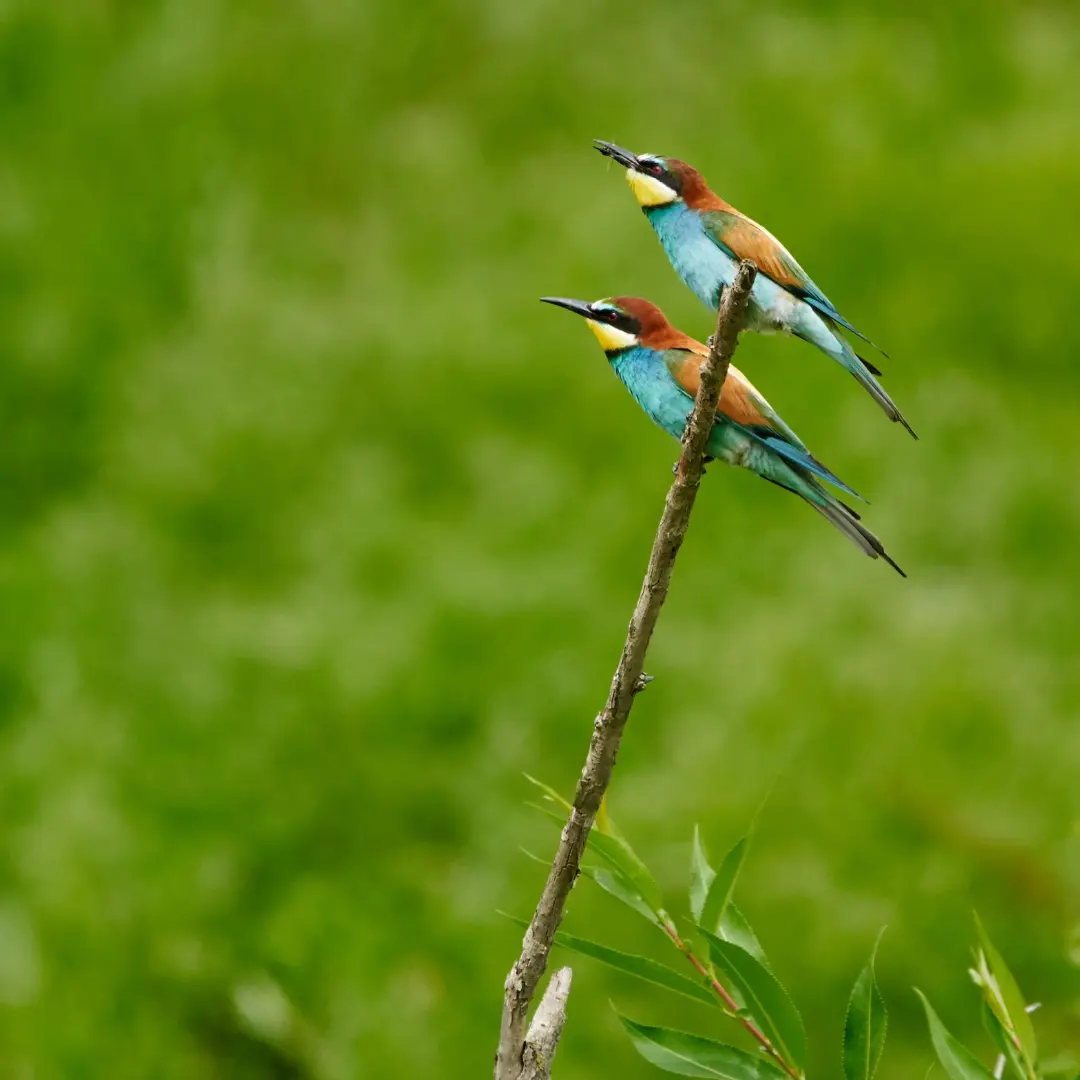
xmin=540 ymin=296 xmax=595 ymax=321
xmin=593 ymin=139 xmax=641 ymax=171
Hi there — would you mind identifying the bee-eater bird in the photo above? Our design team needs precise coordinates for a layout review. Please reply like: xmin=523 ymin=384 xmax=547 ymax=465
xmin=593 ymin=140 xmax=916 ymax=439
xmin=541 ymin=295 xmax=904 ymax=575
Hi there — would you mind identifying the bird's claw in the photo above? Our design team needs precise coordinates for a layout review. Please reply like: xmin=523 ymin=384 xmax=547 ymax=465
xmin=672 ymin=455 xmax=714 ymax=475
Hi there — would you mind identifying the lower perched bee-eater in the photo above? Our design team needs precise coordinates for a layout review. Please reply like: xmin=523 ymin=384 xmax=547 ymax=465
xmin=593 ymin=140 xmax=915 ymax=438
xmin=542 ymin=295 xmax=904 ymax=575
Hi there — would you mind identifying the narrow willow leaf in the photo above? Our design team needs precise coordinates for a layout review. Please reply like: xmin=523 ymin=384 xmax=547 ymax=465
xmin=524 ymin=774 xmax=572 ymax=812
xmin=981 ymin=1001 xmax=1027 ymax=1080
xmin=580 ymin=864 xmax=663 ymax=927
xmin=703 ymin=931 xmax=806 ymax=1074
xmin=527 ymin=801 xmax=568 ymax=827
xmin=980 ymin=1001 xmax=1011 ymax=1057
xmin=618 ymin=1014 xmax=789 ymax=1080
xmin=915 ymin=990 xmax=996 ymax=1080
xmin=596 ymin=793 xmax=613 ymax=835
xmin=699 ymin=837 xmax=749 ymax=935
xmin=843 ymin=933 xmax=888 ymax=1080
xmin=527 ymin=781 xmax=664 ymax=917
xmin=499 ymin=912 xmax=713 ymax=1006
xmin=552 ymin=931 xmax=718 ymax=1007
xmin=974 ymin=912 xmax=1037 ymax=1069
xmin=719 ymin=904 xmax=770 ymax=969
xmin=690 ymin=826 xmax=716 ymax=922
xmin=589 ymin=828 xmax=665 ymax=915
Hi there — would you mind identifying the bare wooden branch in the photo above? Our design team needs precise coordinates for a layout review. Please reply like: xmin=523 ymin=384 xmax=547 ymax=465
xmin=520 ymin=967 xmax=573 ymax=1080
xmin=493 ymin=261 xmax=758 ymax=1080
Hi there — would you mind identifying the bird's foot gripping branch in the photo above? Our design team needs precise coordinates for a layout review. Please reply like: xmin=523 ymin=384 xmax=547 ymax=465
xmin=492 ymin=262 xmax=758 ymax=1080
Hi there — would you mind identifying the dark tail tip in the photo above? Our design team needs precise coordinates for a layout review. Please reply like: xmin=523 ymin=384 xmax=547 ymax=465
xmin=847 ymin=508 xmax=907 ymax=577
xmin=856 ymin=352 xmax=883 ymax=377
xmin=883 ymin=551 xmax=907 ymax=577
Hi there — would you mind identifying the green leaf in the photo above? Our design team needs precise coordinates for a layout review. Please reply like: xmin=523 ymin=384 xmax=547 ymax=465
xmin=719 ymin=903 xmax=770 ymax=969
xmin=981 ymin=1000 xmax=1011 ymax=1057
xmin=843 ymin=933 xmax=888 ymax=1080
xmin=699 ymin=837 xmax=749 ymax=935
xmin=974 ymin=912 xmax=1037 ymax=1069
xmin=524 ymin=774 xmax=572 ymax=812
xmin=981 ymin=1001 xmax=1027 ymax=1080
xmin=915 ymin=989 xmax=997 ymax=1080
xmin=690 ymin=826 xmax=716 ymax=922
xmin=527 ymin=780 xmax=665 ymax=919
xmin=527 ymin=801 xmax=568 ymax=827
xmin=588 ymin=828 xmax=665 ymax=916
xmin=618 ymin=1014 xmax=789 ymax=1080
xmin=703 ymin=931 xmax=806 ymax=1074
xmin=499 ymin=912 xmax=714 ymax=1007
xmin=552 ymin=930 xmax=719 ymax=1008
xmin=596 ymin=793 xmax=619 ymax=838
xmin=581 ymin=864 xmax=663 ymax=928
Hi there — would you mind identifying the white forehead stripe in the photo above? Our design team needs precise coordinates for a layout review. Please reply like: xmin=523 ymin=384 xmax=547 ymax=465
xmin=586 ymin=319 xmax=638 ymax=351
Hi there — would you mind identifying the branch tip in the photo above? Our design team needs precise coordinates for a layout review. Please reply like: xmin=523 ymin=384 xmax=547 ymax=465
xmin=520 ymin=967 xmax=573 ymax=1080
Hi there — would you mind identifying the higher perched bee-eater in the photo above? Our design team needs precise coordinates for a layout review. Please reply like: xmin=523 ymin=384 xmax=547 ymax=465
xmin=542 ymin=294 xmax=904 ymax=575
xmin=594 ymin=140 xmax=915 ymax=438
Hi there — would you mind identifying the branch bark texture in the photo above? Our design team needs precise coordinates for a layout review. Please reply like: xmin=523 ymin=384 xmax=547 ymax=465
xmin=493 ymin=260 xmax=758 ymax=1080
xmin=520 ymin=967 xmax=573 ymax=1080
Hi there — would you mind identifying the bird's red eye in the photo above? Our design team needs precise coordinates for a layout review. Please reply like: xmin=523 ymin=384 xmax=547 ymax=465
xmin=647 ymin=162 xmax=663 ymax=176
xmin=606 ymin=310 xmax=620 ymax=323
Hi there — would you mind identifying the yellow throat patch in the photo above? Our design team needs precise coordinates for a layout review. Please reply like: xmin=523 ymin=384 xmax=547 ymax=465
xmin=627 ymin=169 xmax=677 ymax=208
xmin=586 ymin=319 xmax=638 ymax=352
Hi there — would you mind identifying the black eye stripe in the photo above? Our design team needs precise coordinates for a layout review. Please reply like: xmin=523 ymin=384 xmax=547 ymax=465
xmin=592 ymin=309 xmax=641 ymax=337
xmin=640 ymin=158 xmax=682 ymax=194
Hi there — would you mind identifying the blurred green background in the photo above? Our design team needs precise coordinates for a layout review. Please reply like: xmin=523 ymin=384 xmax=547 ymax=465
xmin=1 ymin=1 xmax=1079 ymax=1077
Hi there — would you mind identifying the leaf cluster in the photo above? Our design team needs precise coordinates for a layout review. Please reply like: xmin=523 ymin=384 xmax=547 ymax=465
xmin=518 ymin=779 xmax=1075 ymax=1080
xmin=520 ymin=780 xmax=885 ymax=1080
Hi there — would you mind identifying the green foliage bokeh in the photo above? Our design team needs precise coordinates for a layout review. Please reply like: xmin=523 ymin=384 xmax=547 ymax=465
xmin=0 ymin=1 xmax=1078 ymax=1077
